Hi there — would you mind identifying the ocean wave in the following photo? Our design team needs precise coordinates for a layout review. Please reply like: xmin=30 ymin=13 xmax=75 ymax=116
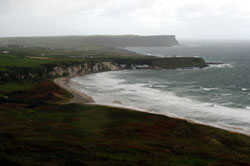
xmin=201 ymin=87 xmax=218 ymax=91
xmin=220 ymin=102 xmax=234 ymax=106
xmin=208 ymin=63 xmax=234 ymax=68
xmin=175 ymin=67 xmax=202 ymax=71
xmin=147 ymin=80 xmax=169 ymax=88
xmin=71 ymin=70 xmax=250 ymax=135
xmin=221 ymin=93 xmax=232 ymax=96
xmin=148 ymin=80 xmax=157 ymax=84
xmin=242 ymin=88 xmax=249 ymax=91
xmin=153 ymin=85 xmax=168 ymax=88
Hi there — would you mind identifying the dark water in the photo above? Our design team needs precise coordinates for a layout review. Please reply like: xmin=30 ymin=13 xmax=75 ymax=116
xmin=71 ymin=40 xmax=250 ymax=134
xmin=127 ymin=40 xmax=250 ymax=109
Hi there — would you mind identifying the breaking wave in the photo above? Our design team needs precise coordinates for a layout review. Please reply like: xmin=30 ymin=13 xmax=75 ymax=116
xmin=71 ymin=71 xmax=250 ymax=135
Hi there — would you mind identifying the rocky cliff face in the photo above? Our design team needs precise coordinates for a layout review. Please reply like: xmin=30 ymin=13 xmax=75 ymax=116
xmin=0 ymin=62 xmax=120 ymax=82
xmin=49 ymin=62 xmax=120 ymax=77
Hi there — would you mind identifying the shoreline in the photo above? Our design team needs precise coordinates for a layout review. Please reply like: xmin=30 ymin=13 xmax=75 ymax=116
xmin=54 ymin=75 xmax=250 ymax=137
xmin=54 ymin=77 xmax=95 ymax=104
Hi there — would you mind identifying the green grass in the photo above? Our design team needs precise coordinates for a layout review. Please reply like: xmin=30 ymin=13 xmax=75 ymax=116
xmin=0 ymin=47 xmax=143 ymax=71
xmin=0 ymin=81 xmax=35 ymax=93
xmin=0 ymin=56 xmax=51 ymax=69
xmin=0 ymin=103 xmax=250 ymax=166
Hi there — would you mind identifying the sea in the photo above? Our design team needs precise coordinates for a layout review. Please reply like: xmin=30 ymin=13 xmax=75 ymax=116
xmin=70 ymin=40 xmax=250 ymax=134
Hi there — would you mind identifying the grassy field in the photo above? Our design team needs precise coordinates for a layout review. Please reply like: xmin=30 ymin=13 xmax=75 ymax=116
xmin=0 ymin=47 xmax=143 ymax=71
xmin=0 ymin=81 xmax=35 ymax=93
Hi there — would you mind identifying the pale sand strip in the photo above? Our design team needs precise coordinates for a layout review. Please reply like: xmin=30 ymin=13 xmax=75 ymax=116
xmin=54 ymin=77 xmax=95 ymax=104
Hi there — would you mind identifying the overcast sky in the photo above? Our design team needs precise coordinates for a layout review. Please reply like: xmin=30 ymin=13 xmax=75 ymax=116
xmin=1 ymin=0 xmax=250 ymax=39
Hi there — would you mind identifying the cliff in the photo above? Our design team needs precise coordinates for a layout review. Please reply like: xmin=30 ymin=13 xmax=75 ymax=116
xmin=0 ymin=57 xmax=206 ymax=82
xmin=0 ymin=61 xmax=120 ymax=82
xmin=49 ymin=62 xmax=120 ymax=77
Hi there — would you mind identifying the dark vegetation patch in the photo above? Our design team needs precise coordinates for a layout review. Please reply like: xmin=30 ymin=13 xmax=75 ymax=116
xmin=0 ymin=100 xmax=250 ymax=166
xmin=0 ymin=80 xmax=72 ymax=107
xmin=0 ymin=79 xmax=250 ymax=166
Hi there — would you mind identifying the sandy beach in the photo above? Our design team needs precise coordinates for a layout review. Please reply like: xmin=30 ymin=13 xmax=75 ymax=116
xmin=54 ymin=77 xmax=95 ymax=104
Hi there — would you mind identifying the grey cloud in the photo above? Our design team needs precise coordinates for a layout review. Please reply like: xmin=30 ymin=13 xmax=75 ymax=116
xmin=0 ymin=0 xmax=12 ymax=14
xmin=1 ymin=0 xmax=250 ymax=39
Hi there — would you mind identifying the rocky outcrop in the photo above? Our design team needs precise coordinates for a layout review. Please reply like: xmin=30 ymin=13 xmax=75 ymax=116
xmin=0 ymin=62 xmax=120 ymax=82
xmin=112 ymin=57 xmax=207 ymax=69
xmin=49 ymin=62 xmax=120 ymax=77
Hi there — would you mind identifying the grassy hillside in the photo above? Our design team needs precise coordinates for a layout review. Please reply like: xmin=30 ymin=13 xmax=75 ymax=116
xmin=0 ymin=47 xmax=141 ymax=70
xmin=0 ymin=80 xmax=250 ymax=166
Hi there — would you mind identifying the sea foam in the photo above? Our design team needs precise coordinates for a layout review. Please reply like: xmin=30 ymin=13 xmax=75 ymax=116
xmin=71 ymin=71 xmax=250 ymax=135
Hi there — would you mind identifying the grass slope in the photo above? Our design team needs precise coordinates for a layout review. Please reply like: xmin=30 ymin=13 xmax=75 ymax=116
xmin=0 ymin=80 xmax=250 ymax=166
xmin=0 ymin=47 xmax=139 ymax=71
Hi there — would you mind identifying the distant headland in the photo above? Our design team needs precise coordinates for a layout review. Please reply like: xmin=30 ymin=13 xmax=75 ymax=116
xmin=0 ymin=35 xmax=179 ymax=48
xmin=75 ymin=35 xmax=179 ymax=47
